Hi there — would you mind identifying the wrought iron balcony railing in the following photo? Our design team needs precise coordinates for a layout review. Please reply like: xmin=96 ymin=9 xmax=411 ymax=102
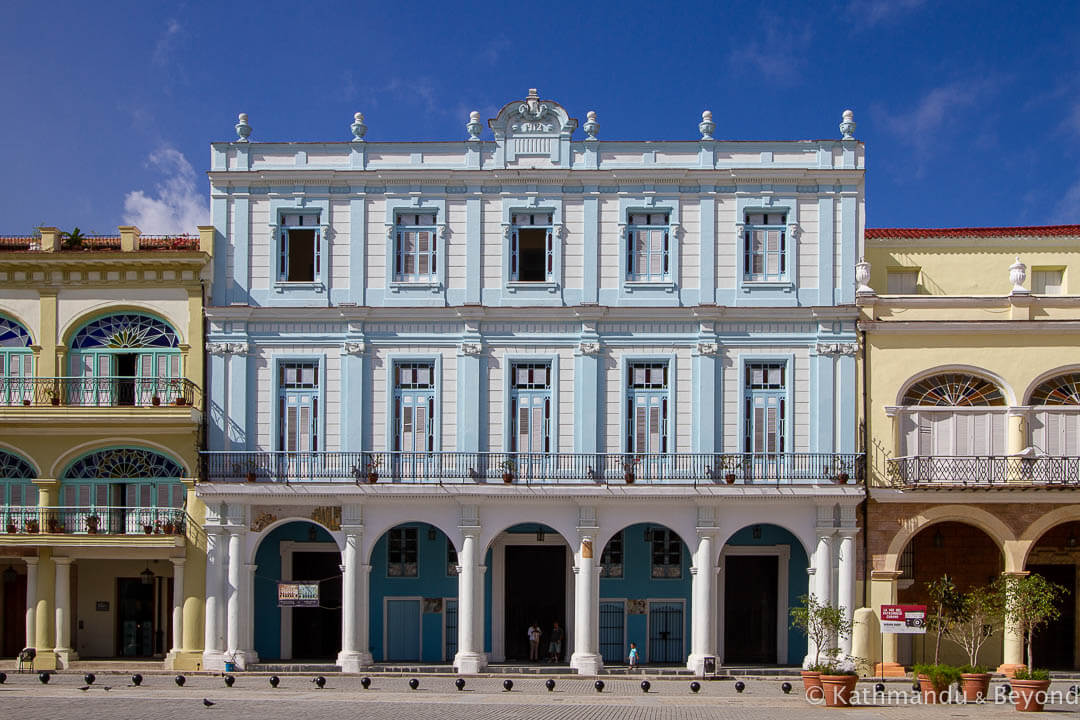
xmin=888 ymin=455 xmax=1080 ymax=486
xmin=199 ymin=451 xmax=865 ymax=486
xmin=1 ymin=506 xmax=191 ymax=536
xmin=0 ymin=377 xmax=199 ymax=408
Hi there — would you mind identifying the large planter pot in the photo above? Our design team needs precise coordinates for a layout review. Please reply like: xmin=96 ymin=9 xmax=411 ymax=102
xmin=1011 ymin=679 xmax=1051 ymax=712
xmin=918 ymin=674 xmax=951 ymax=704
xmin=801 ymin=671 xmax=824 ymax=703
xmin=960 ymin=673 xmax=991 ymax=703
xmin=820 ymin=674 xmax=858 ymax=707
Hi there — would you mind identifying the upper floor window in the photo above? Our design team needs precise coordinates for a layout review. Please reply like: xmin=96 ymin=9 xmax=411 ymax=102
xmin=510 ymin=213 xmax=553 ymax=282
xmin=278 ymin=361 xmax=319 ymax=453
xmin=394 ymin=213 xmax=438 ymax=283
xmin=744 ymin=362 xmax=786 ymax=455
xmin=68 ymin=313 xmax=182 ymax=406
xmin=627 ymin=213 xmax=670 ymax=282
xmin=626 ymin=363 xmax=668 ymax=454
xmin=1029 ymin=373 xmax=1080 ymax=456
xmin=1032 ymin=268 xmax=1064 ymax=295
xmin=510 ymin=362 xmax=551 ymax=454
xmin=887 ymin=269 xmax=919 ymax=294
xmin=650 ymin=528 xmax=682 ymax=578
xmin=387 ymin=526 xmax=418 ymax=577
xmin=0 ymin=449 xmax=35 ymax=507
xmin=743 ymin=212 xmax=787 ymax=282
xmin=899 ymin=373 xmax=1007 ymax=458
xmin=278 ymin=213 xmax=321 ymax=283
xmin=0 ymin=316 xmax=33 ymax=406
xmin=394 ymin=362 xmax=436 ymax=453
xmin=600 ymin=530 xmax=623 ymax=578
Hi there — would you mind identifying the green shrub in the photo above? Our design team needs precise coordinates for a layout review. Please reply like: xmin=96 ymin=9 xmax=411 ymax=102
xmin=912 ymin=663 xmax=962 ymax=688
xmin=958 ymin=664 xmax=989 ymax=674
xmin=1013 ymin=668 xmax=1050 ymax=681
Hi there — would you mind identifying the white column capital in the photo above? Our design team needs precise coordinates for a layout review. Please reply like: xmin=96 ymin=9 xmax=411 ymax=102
xmin=170 ymin=557 xmax=187 ymax=568
xmin=53 ymin=557 xmax=74 ymax=566
xmin=24 ymin=557 xmax=39 ymax=567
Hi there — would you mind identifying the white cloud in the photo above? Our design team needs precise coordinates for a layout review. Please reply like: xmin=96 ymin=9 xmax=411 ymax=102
xmin=153 ymin=18 xmax=182 ymax=67
xmin=122 ymin=146 xmax=207 ymax=234
xmin=727 ymin=22 xmax=812 ymax=85
xmin=850 ymin=0 xmax=926 ymax=28
xmin=1053 ymin=178 xmax=1080 ymax=224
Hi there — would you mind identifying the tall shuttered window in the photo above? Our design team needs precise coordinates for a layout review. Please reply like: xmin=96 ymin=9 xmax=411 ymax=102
xmin=0 ymin=316 xmax=33 ymax=406
xmin=394 ymin=362 xmax=436 ymax=453
xmin=744 ymin=362 xmax=786 ymax=455
xmin=626 ymin=213 xmax=670 ymax=282
xmin=743 ymin=213 xmax=787 ymax=282
xmin=509 ymin=213 xmax=553 ymax=282
xmin=278 ymin=361 xmax=319 ymax=453
xmin=394 ymin=213 xmax=438 ymax=283
xmin=626 ymin=362 xmax=668 ymax=454
xmin=509 ymin=362 xmax=552 ymax=454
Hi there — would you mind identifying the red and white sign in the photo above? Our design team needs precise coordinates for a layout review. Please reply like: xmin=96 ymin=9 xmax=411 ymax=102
xmin=880 ymin=604 xmax=927 ymax=634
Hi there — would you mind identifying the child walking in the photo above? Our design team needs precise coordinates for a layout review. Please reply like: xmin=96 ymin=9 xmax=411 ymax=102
xmin=628 ymin=642 xmax=639 ymax=669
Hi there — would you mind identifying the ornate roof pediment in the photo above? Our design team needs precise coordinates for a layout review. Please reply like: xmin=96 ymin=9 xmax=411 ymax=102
xmin=489 ymin=88 xmax=577 ymax=143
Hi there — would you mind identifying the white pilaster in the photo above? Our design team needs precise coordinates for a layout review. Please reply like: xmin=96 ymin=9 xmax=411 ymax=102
xmin=226 ymin=528 xmax=244 ymax=665
xmin=202 ymin=526 xmax=225 ymax=669
xmin=53 ymin=557 xmax=75 ymax=667
xmin=24 ymin=558 xmax=37 ymax=652
xmin=454 ymin=529 xmax=486 ymax=673
xmin=813 ymin=529 xmax=835 ymax=659
xmin=170 ymin=559 xmax=185 ymax=653
xmin=570 ymin=533 xmax=602 ymax=674
xmin=242 ymin=563 xmax=259 ymax=663
xmin=837 ymin=531 xmax=856 ymax=655
xmin=337 ymin=529 xmax=372 ymax=671
xmin=687 ymin=532 xmax=717 ymax=673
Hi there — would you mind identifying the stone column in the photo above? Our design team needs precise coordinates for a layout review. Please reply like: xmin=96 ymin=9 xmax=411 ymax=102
xmin=454 ymin=530 xmax=486 ymax=673
xmin=170 ymin=559 xmax=185 ymax=655
xmin=357 ymin=563 xmax=372 ymax=663
xmin=337 ymin=530 xmax=372 ymax=671
xmin=837 ymin=531 xmax=857 ymax=655
xmin=687 ymin=532 xmax=717 ymax=673
xmin=243 ymin=563 xmax=258 ymax=662
xmin=35 ymin=548 xmax=55 ymax=669
xmin=811 ymin=530 xmax=834 ymax=661
xmin=226 ymin=528 xmax=243 ymax=665
xmin=570 ymin=534 xmax=602 ymax=674
xmin=202 ymin=526 xmax=225 ymax=669
xmin=53 ymin=557 xmax=75 ymax=667
xmin=24 ymin=558 xmax=37 ymax=654
xmin=999 ymin=570 xmax=1029 ymax=674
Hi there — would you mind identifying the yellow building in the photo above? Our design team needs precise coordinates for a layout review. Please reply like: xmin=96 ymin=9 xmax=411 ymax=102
xmin=857 ymin=224 xmax=1080 ymax=674
xmin=0 ymin=225 xmax=212 ymax=670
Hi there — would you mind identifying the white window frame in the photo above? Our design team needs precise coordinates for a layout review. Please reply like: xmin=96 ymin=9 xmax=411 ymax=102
xmin=502 ymin=354 xmax=560 ymax=455
xmin=508 ymin=213 xmax=554 ymax=284
xmin=898 ymin=407 xmax=1007 ymax=457
xmin=384 ymin=354 xmax=442 ymax=453
xmin=268 ymin=199 xmax=330 ymax=293
xmin=742 ymin=212 xmax=788 ymax=282
xmin=393 ymin=212 xmax=441 ymax=284
xmin=620 ymin=356 xmax=677 ymax=462
xmin=384 ymin=197 xmax=448 ymax=295
xmin=735 ymin=197 xmax=798 ymax=295
xmin=737 ymin=354 xmax=796 ymax=457
xmin=887 ymin=268 xmax=920 ymax=294
xmin=1032 ymin=267 xmax=1065 ymax=295
xmin=277 ymin=213 xmax=322 ymax=284
xmin=270 ymin=354 xmax=327 ymax=454
xmin=500 ymin=197 xmax=564 ymax=300
xmin=618 ymin=197 xmax=680 ymax=299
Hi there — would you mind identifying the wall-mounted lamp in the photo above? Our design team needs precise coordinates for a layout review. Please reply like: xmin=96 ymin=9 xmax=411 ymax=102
xmin=1067 ymin=532 xmax=1078 ymax=549
xmin=752 ymin=526 xmax=762 ymax=540
xmin=428 ymin=526 xmax=437 ymax=541
xmin=536 ymin=526 xmax=545 ymax=543
xmin=644 ymin=526 xmax=652 ymax=543
xmin=2 ymin=564 xmax=16 ymax=585
xmin=140 ymin=565 xmax=154 ymax=586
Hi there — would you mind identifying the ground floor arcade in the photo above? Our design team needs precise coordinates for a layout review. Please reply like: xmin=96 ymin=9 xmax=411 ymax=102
xmin=196 ymin=488 xmax=862 ymax=674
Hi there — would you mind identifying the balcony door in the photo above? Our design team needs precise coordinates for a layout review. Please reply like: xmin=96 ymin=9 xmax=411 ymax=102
xmin=510 ymin=362 xmax=552 ymax=478
xmin=744 ymin=362 xmax=787 ymax=479
xmin=626 ymin=362 xmax=669 ymax=479
xmin=393 ymin=362 xmax=436 ymax=479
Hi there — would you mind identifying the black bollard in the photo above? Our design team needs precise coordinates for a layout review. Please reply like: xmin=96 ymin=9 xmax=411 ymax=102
xmin=455 ymin=678 xmax=465 ymax=691
xmin=38 ymin=672 xmax=50 ymax=684
xmin=84 ymin=673 xmax=96 ymax=685
xmin=269 ymin=676 xmax=280 ymax=688
xmin=360 ymin=677 xmax=371 ymax=689
xmin=640 ymin=680 xmax=651 ymax=693
xmin=503 ymin=679 xmax=513 ymax=692
xmin=875 ymin=682 xmax=885 ymax=693
xmin=735 ymin=680 xmax=745 ymax=693
xmin=0 ymin=671 xmax=7 ymax=684
xmin=224 ymin=675 xmax=235 ymax=688
xmin=781 ymin=681 xmax=792 ymax=694
xmin=175 ymin=674 xmax=186 ymax=687
xmin=131 ymin=674 xmax=143 ymax=687
xmin=594 ymin=680 xmax=604 ymax=693
xmin=314 ymin=676 xmax=326 ymax=689
xmin=690 ymin=681 xmax=701 ymax=693
xmin=545 ymin=678 xmax=556 ymax=692
xmin=409 ymin=678 xmax=419 ymax=690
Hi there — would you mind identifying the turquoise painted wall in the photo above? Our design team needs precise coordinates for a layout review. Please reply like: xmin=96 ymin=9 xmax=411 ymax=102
xmin=598 ymin=523 xmax=693 ymax=664
xmin=253 ymin=521 xmax=338 ymax=660
xmin=725 ymin=524 xmax=809 ymax=665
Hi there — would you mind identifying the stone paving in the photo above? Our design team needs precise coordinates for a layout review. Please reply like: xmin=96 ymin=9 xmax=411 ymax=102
xmin=1 ymin=673 xmax=1077 ymax=719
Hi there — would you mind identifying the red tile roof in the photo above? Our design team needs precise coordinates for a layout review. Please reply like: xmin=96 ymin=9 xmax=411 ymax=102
xmin=867 ymin=225 xmax=1080 ymax=239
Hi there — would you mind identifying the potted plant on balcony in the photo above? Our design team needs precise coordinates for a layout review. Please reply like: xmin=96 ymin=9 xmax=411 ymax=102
xmin=501 ymin=458 xmax=516 ymax=484
xmin=622 ymin=455 xmax=640 ymax=484
xmin=46 ymin=516 xmax=63 ymax=534
xmin=1004 ymin=572 xmax=1067 ymax=711
xmin=244 ymin=459 xmax=259 ymax=483
xmin=944 ymin=581 xmax=1004 ymax=702
xmin=151 ymin=394 xmax=161 ymax=406
xmin=46 ymin=388 xmax=60 ymax=406
xmin=170 ymin=379 xmax=187 ymax=405
xmin=86 ymin=514 xmax=100 ymax=534
xmin=172 ymin=515 xmax=185 ymax=535
xmin=25 ymin=518 xmax=38 ymax=534
xmin=366 ymin=455 xmax=381 ymax=484
xmin=6 ymin=519 xmax=17 ymax=534
xmin=61 ymin=227 xmax=86 ymax=250
xmin=829 ymin=456 xmax=853 ymax=484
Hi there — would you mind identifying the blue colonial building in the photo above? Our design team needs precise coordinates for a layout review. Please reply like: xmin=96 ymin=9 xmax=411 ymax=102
xmin=197 ymin=91 xmax=864 ymax=673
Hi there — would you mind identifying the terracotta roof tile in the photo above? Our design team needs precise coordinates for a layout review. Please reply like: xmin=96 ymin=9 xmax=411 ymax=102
xmin=867 ymin=225 xmax=1080 ymax=239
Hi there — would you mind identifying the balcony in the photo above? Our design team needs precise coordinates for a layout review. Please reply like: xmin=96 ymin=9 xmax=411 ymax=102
xmin=0 ymin=506 xmax=192 ymax=537
xmin=888 ymin=456 xmax=1080 ymax=486
xmin=199 ymin=451 xmax=865 ymax=486
xmin=0 ymin=377 xmax=200 ymax=408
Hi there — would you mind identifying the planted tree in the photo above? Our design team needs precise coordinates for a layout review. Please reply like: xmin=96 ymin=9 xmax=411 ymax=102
xmin=61 ymin=227 xmax=86 ymax=249
xmin=1003 ymin=572 xmax=1068 ymax=671
xmin=791 ymin=594 xmax=852 ymax=669
xmin=925 ymin=574 xmax=963 ymax=665
xmin=943 ymin=582 xmax=1004 ymax=669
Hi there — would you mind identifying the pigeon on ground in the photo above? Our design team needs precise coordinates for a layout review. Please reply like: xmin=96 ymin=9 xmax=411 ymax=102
xmin=203 ymin=698 xmax=216 ymax=707
xmin=102 ymin=686 xmax=111 ymax=692
xmin=79 ymin=686 xmax=90 ymax=691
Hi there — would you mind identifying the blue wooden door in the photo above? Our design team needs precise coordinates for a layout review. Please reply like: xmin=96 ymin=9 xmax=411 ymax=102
xmin=386 ymin=598 xmax=421 ymax=661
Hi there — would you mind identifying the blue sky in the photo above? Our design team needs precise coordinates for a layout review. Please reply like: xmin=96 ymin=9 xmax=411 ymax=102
xmin=2 ymin=1 xmax=1079 ymax=235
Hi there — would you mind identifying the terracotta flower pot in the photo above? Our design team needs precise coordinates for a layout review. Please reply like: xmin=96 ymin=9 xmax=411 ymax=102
xmin=1011 ymin=679 xmax=1051 ymax=712
xmin=918 ymin=674 xmax=950 ymax=704
xmin=624 ymin=472 xmax=635 ymax=484
xmin=725 ymin=473 xmax=736 ymax=484
xmin=820 ymin=674 xmax=858 ymax=707
xmin=368 ymin=471 xmax=379 ymax=484
xmin=960 ymin=673 xmax=991 ymax=703
xmin=801 ymin=670 xmax=824 ymax=703
xmin=502 ymin=472 xmax=513 ymax=484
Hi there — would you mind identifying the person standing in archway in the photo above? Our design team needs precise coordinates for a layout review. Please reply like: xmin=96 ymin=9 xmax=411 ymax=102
xmin=528 ymin=621 xmax=542 ymax=661
xmin=548 ymin=621 xmax=563 ymax=663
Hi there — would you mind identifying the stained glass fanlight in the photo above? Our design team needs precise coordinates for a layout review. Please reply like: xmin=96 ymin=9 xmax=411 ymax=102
xmin=1030 ymin=373 xmax=1080 ymax=406
xmin=0 ymin=450 xmax=35 ymax=479
xmin=70 ymin=313 xmax=179 ymax=350
xmin=901 ymin=373 xmax=1006 ymax=406
xmin=64 ymin=448 xmax=184 ymax=479
xmin=0 ymin=316 xmax=32 ymax=348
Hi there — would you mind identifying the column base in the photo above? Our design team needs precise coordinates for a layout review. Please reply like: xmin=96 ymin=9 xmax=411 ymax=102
xmin=32 ymin=650 xmax=58 ymax=671
xmin=997 ymin=663 xmax=1027 ymax=678
xmin=686 ymin=653 xmax=717 ymax=675
xmin=453 ymin=651 xmax=488 ymax=674
xmin=202 ymin=650 xmax=226 ymax=672
xmin=874 ymin=662 xmax=907 ymax=677
xmin=336 ymin=651 xmax=374 ymax=673
xmin=230 ymin=650 xmax=259 ymax=670
xmin=52 ymin=648 xmax=78 ymax=669
xmin=570 ymin=652 xmax=603 ymax=675
xmin=165 ymin=650 xmax=204 ymax=671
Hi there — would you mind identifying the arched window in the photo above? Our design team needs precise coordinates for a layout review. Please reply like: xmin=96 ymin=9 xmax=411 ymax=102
xmin=67 ymin=314 xmax=182 ymax=406
xmin=0 ymin=316 xmax=33 ymax=406
xmin=1029 ymin=373 xmax=1080 ymax=456
xmin=62 ymin=448 xmax=185 ymax=513
xmin=902 ymin=373 xmax=1006 ymax=406
xmin=0 ymin=449 xmax=36 ymax=507
xmin=900 ymin=373 xmax=1007 ymax=458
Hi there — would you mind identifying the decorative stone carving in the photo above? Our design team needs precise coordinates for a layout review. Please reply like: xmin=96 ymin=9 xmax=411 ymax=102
xmin=855 ymin=258 xmax=874 ymax=295
xmin=235 ymin=113 xmax=252 ymax=142
xmin=669 ymin=222 xmax=683 ymax=239
xmin=207 ymin=342 xmax=249 ymax=356
xmin=839 ymin=109 xmax=856 ymax=140
xmin=466 ymin=110 xmax=482 ymax=141
xmin=699 ymin=110 xmax=716 ymax=141
xmin=617 ymin=223 xmax=628 ymax=241
xmin=251 ymin=512 xmax=278 ymax=533
xmin=460 ymin=342 xmax=483 ymax=356
xmin=696 ymin=341 xmax=720 ymax=356
xmin=511 ymin=88 xmax=555 ymax=133
xmin=438 ymin=224 xmax=450 ymax=240
xmin=816 ymin=342 xmax=858 ymax=357
xmin=350 ymin=112 xmax=367 ymax=141
xmin=386 ymin=224 xmax=396 ymax=241
xmin=555 ymin=224 xmax=568 ymax=240
xmin=502 ymin=223 xmax=512 ymax=240
xmin=787 ymin=223 xmax=801 ymax=240
xmin=311 ymin=506 xmax=341 ymax=532
xmin=577 ymin=342 xmax=602 ymax=356
xmin=1010 ymin=256 xmax=1029 ymax=294
xmin=343 ymin=341 xmax=366 ymax=355
xmin=583 ymin=111 xmax=599 ymax=140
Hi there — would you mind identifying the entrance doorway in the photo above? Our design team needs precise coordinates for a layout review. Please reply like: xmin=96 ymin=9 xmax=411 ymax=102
xmin=724 ymin=555 xmax=778 ymax=663
xmin=504 ymin=546 xmax=565 ymax=661
xmin=116 ymin=578 xmax=155 ymax=657
xmin=291 ymin=551 xmax=342 ymax=659
xmin=1030 ymin=563 xmax=1076 ymax=669
xmin=2 ymin=571 xmax=26 ymax=656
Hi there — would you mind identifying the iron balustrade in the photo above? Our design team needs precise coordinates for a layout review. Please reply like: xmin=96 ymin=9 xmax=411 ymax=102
xmin=888 ymin=455 xmax=1080 ymax=486
xmin=0 ymin=377 xmax=199 ymax=408
xmin=199 ymin=450 xmax=865 ymax=485
xmin=0 ymin=506 xmax=191 ymax=536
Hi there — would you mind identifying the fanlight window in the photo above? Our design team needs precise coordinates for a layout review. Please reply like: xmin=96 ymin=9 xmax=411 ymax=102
xmin=64 ymin=448 xmax=184 ymax=479
xmin=1030 ymin=373 xmax=1080 ymax=406
xmin=0 ymin=317 xmax=32 ymax=348
xmin=0 ymin=450 xmax=35 ymax=479
xmin=902 ymin=374 xmax=1005 ymax=406
xmin=70 ymin=314 xmax=179 ymax=349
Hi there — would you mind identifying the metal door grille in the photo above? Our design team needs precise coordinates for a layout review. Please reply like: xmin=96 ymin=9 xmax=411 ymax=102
xmin=648 ymin=602 xmax=684 ymax=664
xmin=599 ymin=601 xmax=625 ymax=664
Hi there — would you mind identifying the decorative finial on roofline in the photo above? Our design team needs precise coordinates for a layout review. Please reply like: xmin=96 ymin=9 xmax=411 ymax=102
xmin=235 ymin=113 xmax=251 ymax=142
xmin=840 ymin=109 xmax=856 ymax=140
xmin=351 ymin=112 xmax=367 ymax=142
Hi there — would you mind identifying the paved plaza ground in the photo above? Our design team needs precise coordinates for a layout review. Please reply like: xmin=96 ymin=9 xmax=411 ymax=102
xmin=1 ymin=673 xmax=1078 ymax=720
